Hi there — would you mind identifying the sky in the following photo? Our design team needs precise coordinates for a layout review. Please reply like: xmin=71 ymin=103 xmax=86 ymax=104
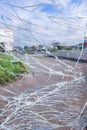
xmin=0 ymin=0 xmax=87 ymax=46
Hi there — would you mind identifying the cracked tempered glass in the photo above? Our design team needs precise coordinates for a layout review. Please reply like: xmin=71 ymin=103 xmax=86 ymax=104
xmin=0 ymin=0 xmax=87 ymax=130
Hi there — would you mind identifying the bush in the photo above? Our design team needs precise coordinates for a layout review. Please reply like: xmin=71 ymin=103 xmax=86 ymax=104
xmin=0 ymin=53 xmax=28 ymax=85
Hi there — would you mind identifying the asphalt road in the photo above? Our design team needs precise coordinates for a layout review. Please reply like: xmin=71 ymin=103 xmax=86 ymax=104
xmin=52 ymin=51 xmax=87 ymax=61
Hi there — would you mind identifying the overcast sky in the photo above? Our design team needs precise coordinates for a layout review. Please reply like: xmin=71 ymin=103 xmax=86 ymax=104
xmin=0 ymin=0 xmax=87 ymax=46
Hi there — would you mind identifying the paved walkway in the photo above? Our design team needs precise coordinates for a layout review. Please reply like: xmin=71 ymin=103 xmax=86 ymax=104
xmin=0 ymin=56 xmax=87 ymax=130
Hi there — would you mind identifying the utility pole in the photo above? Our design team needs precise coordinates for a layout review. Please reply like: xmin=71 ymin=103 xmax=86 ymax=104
xmin=84 ymin=23 xmax=87 ymax=50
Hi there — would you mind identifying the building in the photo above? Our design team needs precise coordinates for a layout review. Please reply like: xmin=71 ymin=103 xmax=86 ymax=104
xmin=0 ymin=29 xmax=14 ymax=51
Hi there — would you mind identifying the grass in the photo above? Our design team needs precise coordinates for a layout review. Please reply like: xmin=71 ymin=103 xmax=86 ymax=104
xmin=0 ymin=53 xmax=28 ymax=85
xmin=47 ymin=48 xmax=58 ymax=52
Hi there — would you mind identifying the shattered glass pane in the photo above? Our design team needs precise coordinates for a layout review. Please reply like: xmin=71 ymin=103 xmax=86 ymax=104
xmin=0 ymin=0 xmax=87 ymax=130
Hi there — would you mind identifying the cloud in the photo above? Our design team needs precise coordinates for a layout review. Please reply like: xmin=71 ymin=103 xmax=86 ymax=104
xmin=0 ymin=0 xmax=87 ymax=46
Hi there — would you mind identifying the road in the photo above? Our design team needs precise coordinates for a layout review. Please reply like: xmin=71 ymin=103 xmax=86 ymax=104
xmin=0 ymin=54 xmax=87 ymax=130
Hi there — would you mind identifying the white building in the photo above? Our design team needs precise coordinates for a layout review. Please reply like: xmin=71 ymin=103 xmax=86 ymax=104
xmin=0 ymin=29 xmax=14 ymax=51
